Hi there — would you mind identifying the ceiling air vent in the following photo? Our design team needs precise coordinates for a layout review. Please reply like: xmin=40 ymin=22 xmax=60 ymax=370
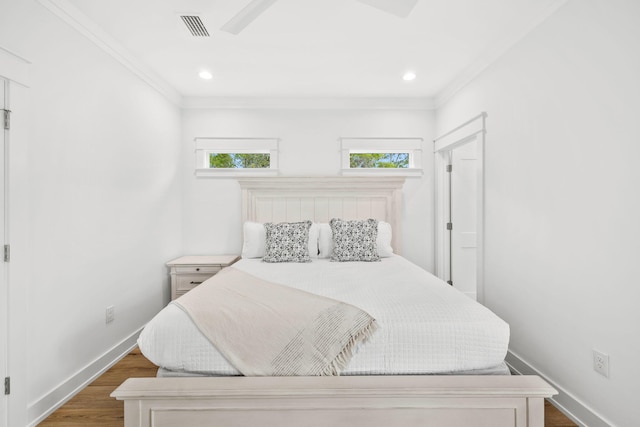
xmin=180 ymin=15 xmax=210 ymax=37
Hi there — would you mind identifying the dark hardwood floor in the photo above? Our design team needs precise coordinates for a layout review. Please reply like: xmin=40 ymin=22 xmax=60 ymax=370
xmin=40 ymin=348 xmax=578 ymax=426
xmin=38 ymin=349 xmax=157 ymax=426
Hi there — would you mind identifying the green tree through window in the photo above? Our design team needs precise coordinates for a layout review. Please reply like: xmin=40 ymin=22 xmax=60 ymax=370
xmin=209 ymin=153 xmax=270 ymax=169
xmin=350 ymin=153 xmax=409 ymax=168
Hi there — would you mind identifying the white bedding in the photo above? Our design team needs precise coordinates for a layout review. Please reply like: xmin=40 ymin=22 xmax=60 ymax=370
xmin=138 ymin=256 xmax=509 ymax=375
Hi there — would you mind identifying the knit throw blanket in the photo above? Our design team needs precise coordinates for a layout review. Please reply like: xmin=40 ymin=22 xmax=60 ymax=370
xmin=173 ymin=267 xmax=377 ymax=376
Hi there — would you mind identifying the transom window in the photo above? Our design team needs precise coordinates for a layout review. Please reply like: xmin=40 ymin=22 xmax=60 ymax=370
xmin=341 ymin=138 xmax=423 ymax=176
xmin=349 ymin=152 xmax=410 ymax=169
xmin=195 ymin=138 xmax=279 ymax=177
xmin=209 ymin=153 xmax=271 ymax=169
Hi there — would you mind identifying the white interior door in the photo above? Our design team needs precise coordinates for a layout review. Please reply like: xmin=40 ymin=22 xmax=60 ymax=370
xmin=450 ymin=138 xmax=478 ymax=299
xmin=434 ymin=112 xmax=485 ymax=303
xmin=0 ymin=77 xmax=7 ymax=427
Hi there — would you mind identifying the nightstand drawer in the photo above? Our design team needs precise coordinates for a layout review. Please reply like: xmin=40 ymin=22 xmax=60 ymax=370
xmin=167 ymin=255 xmax=240 ymax=301
xmin=174 ymin=266 xmax=222 ymax=275
xmin=176 ymin=274 xmax=213 ymax=292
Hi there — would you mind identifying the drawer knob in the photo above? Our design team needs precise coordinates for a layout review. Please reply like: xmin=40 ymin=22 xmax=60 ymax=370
xmin=196 ymin=268 xmax=200 ymax=271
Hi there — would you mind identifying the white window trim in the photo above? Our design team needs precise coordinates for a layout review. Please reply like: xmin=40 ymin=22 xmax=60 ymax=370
xmin=195 ymin=137 xmax=280 ymax=177
xmin=340 ymin=137 xmax=423 ymax=176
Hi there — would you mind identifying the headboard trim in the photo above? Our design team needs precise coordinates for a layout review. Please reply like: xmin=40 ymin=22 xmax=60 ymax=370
xmin=238 ymin=177 xmax=405 ymax=254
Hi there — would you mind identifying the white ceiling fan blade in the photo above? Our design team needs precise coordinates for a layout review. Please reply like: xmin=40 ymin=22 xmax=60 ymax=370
xmin=357 ymin=0 xmax=419 ymax=18
xmin=220 ymin=0 xmax=279 ymax=35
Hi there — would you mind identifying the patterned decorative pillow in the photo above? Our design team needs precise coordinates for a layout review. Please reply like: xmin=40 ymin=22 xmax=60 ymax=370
xmin=330 ymin=218 xmax=380 ymax=262
xmin=263 ymin=221 xmax=312 ymax=263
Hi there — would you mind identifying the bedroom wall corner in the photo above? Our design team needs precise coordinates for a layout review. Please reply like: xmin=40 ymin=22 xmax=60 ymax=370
xmin=435 ymin=0 xmax=640 ymax=425
xmin=506 ymin=351 xmax=611 ymax=427
xmin=1 ymin=0 xmax=183 ymax=424
xmin=180 ymin=107 xmax=436 ymax=272
xmin=26 ymin=329 xmax=142 ymax=427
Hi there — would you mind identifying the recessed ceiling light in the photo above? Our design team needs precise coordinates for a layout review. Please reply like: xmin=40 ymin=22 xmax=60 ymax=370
xmin=403 ymin=71 xmax=416 ymax=81
xmin=199 ymin=70 xmax=213 ymax=80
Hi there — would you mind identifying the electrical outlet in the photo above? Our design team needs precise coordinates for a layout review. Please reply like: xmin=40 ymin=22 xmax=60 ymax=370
xmin=593 ymin=349 xmax=609 ymax=378
xmin=105 ymin=306 xmax=115 ymax=324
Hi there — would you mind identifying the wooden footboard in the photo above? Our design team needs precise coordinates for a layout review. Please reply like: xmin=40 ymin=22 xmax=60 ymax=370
xmin=111 ymin=375 xmax=556 ymax=427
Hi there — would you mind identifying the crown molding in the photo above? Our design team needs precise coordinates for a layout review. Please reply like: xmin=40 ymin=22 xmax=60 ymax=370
xmin=34 ymin=0 xmax=433 ymax=112
xmin=434 ymin=0 xmax=570 ymax=109
xmin=182 ymin=96 xmax=435 ymax=110
xmin=0 ymin=46 xmax=32 ymax=87
xmin=37 ymin=0 xmax=568 ymax=112
xmin=38 ymin=0 xmax=183 ymax=107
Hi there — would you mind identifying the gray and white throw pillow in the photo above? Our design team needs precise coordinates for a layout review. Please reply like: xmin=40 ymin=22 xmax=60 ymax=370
xmin=330 ymin=218 xmax=380 ymax=262
xmin=263 ymin=221 xmax=312 ymax=263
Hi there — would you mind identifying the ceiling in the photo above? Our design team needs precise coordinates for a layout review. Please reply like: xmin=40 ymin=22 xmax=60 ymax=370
xmin=64 ymin=0 xmax=565 ymax=100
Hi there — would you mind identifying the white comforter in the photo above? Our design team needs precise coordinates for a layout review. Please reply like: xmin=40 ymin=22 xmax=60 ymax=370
xmin=138 ymin=256 xmax=509 ymax=375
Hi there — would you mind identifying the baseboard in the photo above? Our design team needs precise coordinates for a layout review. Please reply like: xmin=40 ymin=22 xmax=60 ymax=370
xmin=506 ymin=350 xmax=612 ymax=427
xmin=27 ymin=327 xmax=143 ymax=427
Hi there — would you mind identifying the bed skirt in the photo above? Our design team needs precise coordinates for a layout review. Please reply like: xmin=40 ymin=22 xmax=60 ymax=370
xmin=155 ymin=361 xmax=511 ymax=378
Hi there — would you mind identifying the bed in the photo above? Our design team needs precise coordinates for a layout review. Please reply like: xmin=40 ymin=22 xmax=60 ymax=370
xmin=112 ymin=177 xmax=556 ymax=427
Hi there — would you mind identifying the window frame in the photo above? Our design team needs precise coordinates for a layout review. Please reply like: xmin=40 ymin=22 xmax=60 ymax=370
xmin=195 ymin=137 xmax=279 ymax=177
xmin=340 ymin=137 xmax=423 ymax=176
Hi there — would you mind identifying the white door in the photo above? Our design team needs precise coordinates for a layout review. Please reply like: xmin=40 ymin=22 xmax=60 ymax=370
xmin=450 ymin=138 xmax=478 ymax=299
xmin=0 ymin=77 xmax=7 ymax=427
xmin=434 ymin=113 xmax=485 ymax=303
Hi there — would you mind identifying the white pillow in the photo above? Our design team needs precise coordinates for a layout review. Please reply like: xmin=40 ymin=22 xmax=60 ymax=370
xmin=318 ymin=223 xmax=333 ymax=259
xmin=377 ymin=221 xmax=394 ymax=257
xmin=242 ymin=221 xmax=319 ymax=259
xmin=241 ymin=221 xmax=266 ymax=259
xmin=318 ymin=220 xmax=393 ymax=258
xmin=308 ymin=222 xmax=319 ymax=258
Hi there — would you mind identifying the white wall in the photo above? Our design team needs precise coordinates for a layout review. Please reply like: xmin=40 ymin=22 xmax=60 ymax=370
xmin=10 ymin=0 xmax=636 ymax=424
xmin=436 ymin=0 xmax=640 ymax=425
xmin=0 ymin=1 xmax=183 ymax=424
xmin=181 ymin=108 xmax=435 ymax=271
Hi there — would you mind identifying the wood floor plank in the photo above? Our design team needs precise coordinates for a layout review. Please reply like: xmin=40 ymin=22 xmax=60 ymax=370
xmin=38 ymin=348 xmax=155 ymax=427
xmin=39 ymin=348 xmax=578 ymax=426
xmin=545 ymin=400 xmax=578 ymax=427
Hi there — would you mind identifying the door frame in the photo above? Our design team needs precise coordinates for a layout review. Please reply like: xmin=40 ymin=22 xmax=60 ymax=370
xmin=0 ymin=46 xmax=30 ymax=427
xmin=0 ymin=74 xmax=7 ymax=427
xmin=433 ymin=113 xmax=486 ymax=303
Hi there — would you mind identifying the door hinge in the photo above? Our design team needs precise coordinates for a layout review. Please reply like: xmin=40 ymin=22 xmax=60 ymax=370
xmin=446 ymin=164 xmax=452 ymax=172
xmin=4 ymin=244 xmax=9 ymax=262
xmin=446 ymin=222 xmax=453 ymax=230
xmin=4 ymin=377 xmax=9 ymax=395
xmin=2 ymin=109 xmax=10 ymax=130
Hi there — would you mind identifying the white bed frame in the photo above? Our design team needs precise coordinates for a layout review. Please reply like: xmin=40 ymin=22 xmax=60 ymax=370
xmin=112 ymin=177 xmax=556 ymax=427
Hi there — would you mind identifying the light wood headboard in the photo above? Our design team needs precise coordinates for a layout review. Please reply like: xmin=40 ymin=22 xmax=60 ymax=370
xmin=237 ymin=177 xmax=405 ymax=254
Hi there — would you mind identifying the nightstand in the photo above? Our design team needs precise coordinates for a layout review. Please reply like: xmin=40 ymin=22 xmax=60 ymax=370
xmin=166 ymin=255 xmax=240 ymax=300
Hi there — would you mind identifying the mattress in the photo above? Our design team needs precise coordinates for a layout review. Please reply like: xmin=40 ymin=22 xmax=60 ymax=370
xmin=138 ymin=256 xmax=510 ymax=375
